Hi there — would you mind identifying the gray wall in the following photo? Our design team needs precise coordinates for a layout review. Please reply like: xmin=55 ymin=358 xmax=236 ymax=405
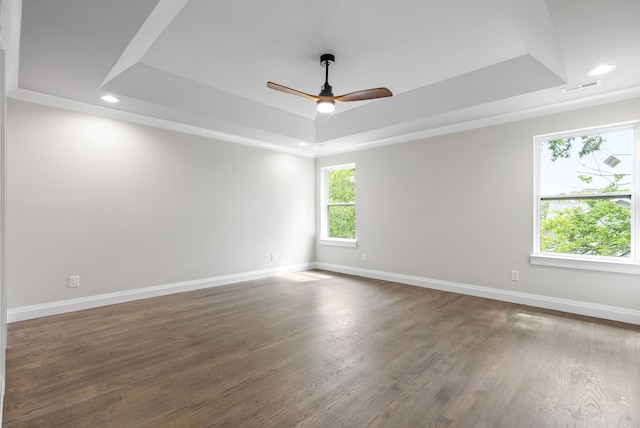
xmin=316 ymin=97 xmax=640 ymax=312
xmin=0 ymin=48 xmax=7 ymax=405
xmin=7 ymin=96 xmax=640 ymax=315
xmin=7 ymin=100 xmax=315 ymax=308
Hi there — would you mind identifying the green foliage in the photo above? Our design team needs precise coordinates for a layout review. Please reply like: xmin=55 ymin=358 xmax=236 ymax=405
xmin=541 ymin=199 xmax=631 ymax=257
xmin=547 ymin=135 xmax=604 ymax=161
xmin=328 ymin=168 xmax=355 ymax=203
xmin=328 ymin=205 xmax=356 ymax=239
xmin=328 ymin=168 xmax=356 ymax=239
xmin=542 ymin=135 xmax=631 ymax=257
xmin=578 ymin=135 xmax=604 ymax=158
xmin=547 ymin=138 xmax=574 ymax=161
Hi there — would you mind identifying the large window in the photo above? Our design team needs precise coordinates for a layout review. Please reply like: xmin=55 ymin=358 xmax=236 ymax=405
xmin=320 ymin=163 xmax=356 ymax=246
xmin=532 ymin=121 xmax=639 ymax=273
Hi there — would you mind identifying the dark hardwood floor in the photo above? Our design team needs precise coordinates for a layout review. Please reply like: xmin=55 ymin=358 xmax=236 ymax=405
xmin=3 ymin=270 xmax=640 ymax=427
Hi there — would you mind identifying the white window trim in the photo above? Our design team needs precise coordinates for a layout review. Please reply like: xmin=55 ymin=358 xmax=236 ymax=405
xmin=319 ymin=238 xmax=358 ymax=248
xmin=531 ymin=120 xmax=640 ymax=274
xmin=530 ymin=253 xmax=640 ymax=275
xmin=320 ymin=163 xmax=357 ymax=247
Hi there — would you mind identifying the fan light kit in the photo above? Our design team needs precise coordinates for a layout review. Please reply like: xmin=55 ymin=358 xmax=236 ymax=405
xmin=267 ymin=54 xmax=392 ymax=116
xmin=317 ymin=99 xmax=335 ymax=113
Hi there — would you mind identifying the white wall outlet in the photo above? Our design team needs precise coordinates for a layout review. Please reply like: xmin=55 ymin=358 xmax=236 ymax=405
xmin=69 ymin=275 xmax=80 ymax=288
xmin=270 ymin=253 xmax=277 ymax=262
xmin=510 ymin=270 xmax=520 ymax=281
xmin=362 ymin=253 xmax=367 ymax=262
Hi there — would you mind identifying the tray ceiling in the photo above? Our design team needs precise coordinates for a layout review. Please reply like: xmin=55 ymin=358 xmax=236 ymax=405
xmin=7 ymin=0 xmax=640 ymax=155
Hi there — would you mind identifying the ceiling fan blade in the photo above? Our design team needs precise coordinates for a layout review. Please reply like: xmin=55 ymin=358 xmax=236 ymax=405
xmin=334 ymin=87 xmax=393 ymax=102
xmin=267 ymin=82 xmax=320 ymax=102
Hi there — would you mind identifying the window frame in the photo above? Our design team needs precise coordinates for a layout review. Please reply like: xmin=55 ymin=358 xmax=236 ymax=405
xmin=531 ymin=120 xmax=640 ymax=274
xmin=319 ymin=163 xmax=357 ymax=247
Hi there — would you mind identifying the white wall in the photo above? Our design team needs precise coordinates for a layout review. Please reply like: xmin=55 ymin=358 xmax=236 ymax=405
xmin=316 ymin=97 xmax=640 ymax=314
xmin=7 ymin=100 xmax=315 ymax=309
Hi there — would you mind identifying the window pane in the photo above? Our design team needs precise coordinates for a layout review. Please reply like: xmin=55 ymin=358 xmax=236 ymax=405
xmin=328 ymin=168 xmax=355 ymax=203
xmin=328 ymin=205 xmax=355 ymax=239
xmin=540 ymin=198 xmax=631 ymax=257
xmin=539 ymin=129 xmax=633 ymax=195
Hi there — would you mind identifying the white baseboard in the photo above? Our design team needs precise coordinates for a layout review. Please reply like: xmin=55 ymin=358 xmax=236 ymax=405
xmin=8 ymin=262 xmax=640 ymax=326
xmin=7 ymin=263 xmax=313 ymax=323
xmin=315 ymin=262 xmax=640 ymax=326
xmin=0 ymin=373 xmax=4 ymax=424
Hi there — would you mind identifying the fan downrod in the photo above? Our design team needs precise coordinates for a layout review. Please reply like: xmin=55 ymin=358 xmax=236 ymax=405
xmin=319 ymin=54 xmax=335 ymax=97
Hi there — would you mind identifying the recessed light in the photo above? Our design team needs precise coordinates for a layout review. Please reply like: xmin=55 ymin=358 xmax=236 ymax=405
xmin=298 ymin=142 xmax=308 ymax=147
xmin=100 ymin=95 xmax=120 ymax=103
xmin=588 ymin=64 xmax=616 ymax=76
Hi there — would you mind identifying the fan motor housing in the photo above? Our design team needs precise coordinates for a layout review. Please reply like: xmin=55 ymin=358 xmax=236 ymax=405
xmin=320 ymin=54 xmax=335 ymax=67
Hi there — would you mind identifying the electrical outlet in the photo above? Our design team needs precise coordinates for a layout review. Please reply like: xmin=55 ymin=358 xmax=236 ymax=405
xmin=510 ymin=270 xmax=520 ymax=281
xmin=362 ymin=253 xmax=367 ymax=262
xmin=270 ymin=253 xmax=277 ymax=262
xmin=69 ymin=275 xmax=80 ymax=288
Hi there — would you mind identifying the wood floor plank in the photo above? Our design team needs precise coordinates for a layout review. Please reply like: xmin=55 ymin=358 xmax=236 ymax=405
xmin=3 ymin=270 xmax=640 ymax=427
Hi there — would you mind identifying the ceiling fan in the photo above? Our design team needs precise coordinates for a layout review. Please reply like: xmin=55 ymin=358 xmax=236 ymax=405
xmin=267 ymin=54 xmax=393 ymax=119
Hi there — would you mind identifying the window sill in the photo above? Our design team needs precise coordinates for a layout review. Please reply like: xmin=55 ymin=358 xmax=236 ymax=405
xmin=319 ymin=238 xmax=358 ymax=248
xmin=530 ymin=253 xmax=640 ymax=275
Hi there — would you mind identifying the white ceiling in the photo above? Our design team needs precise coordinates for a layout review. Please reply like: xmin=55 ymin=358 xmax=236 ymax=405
xmin=5 ymin=0 xmax=640 ymax=155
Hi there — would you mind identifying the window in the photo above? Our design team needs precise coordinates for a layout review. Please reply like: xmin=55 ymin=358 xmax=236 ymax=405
xmin=532 ymin=121 xmax=640 ymax=273
xmin=320 ymin=163 xmax=357 ymax=247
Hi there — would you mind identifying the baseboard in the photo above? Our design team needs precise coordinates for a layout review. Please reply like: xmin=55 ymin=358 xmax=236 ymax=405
xmin=0 ymin=373 xmax=4 ymax=424
xmin=8 ymin=262 xmax=640 ymax=326
xmin=7 ymin=263 xmax=313 ymax=323
xmin=315 ymin=262 xmax=640 ymax=326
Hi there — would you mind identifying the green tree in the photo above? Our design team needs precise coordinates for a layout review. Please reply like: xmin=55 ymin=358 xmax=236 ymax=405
xmin=328 ymin=168 xmax=355 ymax=239
xmin=541 ymin=136 xmax=631 ymax=257
xmin=546 ymin=135 xmax=605 ymax=162
xmin=541 ymin=198 xmax=630 ymax=256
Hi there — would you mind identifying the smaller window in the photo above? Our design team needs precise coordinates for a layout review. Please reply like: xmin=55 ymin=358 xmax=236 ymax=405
xmin=320 ymin=163 xmax=356 ymax=246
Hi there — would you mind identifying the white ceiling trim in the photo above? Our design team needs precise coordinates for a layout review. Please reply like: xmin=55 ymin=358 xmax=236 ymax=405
xmin=315 ymin=84 xmax=640 ymax=157
xmin=9 ymin=88 xmax=316 ymax=158
xmin=11 ymin=84 xmax=640 ymax=160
